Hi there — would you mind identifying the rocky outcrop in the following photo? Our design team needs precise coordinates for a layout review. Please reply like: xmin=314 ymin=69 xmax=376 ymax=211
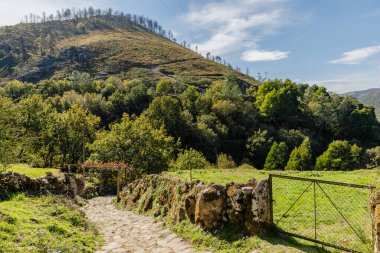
xmin=120 ymin=175 xmax=271 ymax=235
xmin=0 ymin=171 xmax=79 ymax=199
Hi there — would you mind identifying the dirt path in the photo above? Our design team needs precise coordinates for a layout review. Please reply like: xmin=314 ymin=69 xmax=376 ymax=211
xmin=82 ymin=196 xmax=206 ymax=253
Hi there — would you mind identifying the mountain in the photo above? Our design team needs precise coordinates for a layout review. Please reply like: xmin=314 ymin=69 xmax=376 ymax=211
xmin=0 ymin=16 xmax=256 ymax=89
xmin=344 ymin=88 xmax=380 ymax=119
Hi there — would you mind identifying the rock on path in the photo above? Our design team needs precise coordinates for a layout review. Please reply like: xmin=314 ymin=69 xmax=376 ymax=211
xmin=82 ymin=196 xmax=207 ymax=253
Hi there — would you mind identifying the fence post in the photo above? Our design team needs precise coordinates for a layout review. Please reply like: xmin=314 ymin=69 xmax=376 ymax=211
xmin=268 ymin=174 xmax=273 ymax=226
xmin=117 ymin=169 xmax=121 ymax=202
xmin=374 ymin=190 xmax=380 ymax=253
xmin=314 ymin=182 xmax=317 ymax=241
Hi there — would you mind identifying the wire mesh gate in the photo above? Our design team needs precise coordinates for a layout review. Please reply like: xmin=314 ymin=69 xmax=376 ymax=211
xmin=269 ymin=174 xmax=375 ymax=253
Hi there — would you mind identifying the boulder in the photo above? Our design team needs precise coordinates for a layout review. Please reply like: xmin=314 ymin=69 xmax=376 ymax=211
xmin=195 ymin=184 xmax=227 ymax=230
xmin=246 ymin=178 xmax=258 ymax=188
xmin=184 ymin=195 xmax=196 ymax=222
xmin=244 ymin=179 xmax=271 ymax=235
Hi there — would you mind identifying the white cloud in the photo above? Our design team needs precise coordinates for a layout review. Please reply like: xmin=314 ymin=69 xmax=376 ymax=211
xmin=329 ymin=45 xmax=380 ymax=64
xmin=183 ymin=0 xmax=297 ymax=57
xmin=241 ymin=49 xmax=289 ymax=61
xmin=306 ymin=75 xmax=380 ymax=93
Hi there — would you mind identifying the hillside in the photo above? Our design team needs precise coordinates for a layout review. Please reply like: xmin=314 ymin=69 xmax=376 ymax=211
xmin=345 ymin=88 xmax=380 ymax=119
xmin=0 ymin=9 xmax=379 ymax=170
xmin=0 ymin=17 xmax=256 ymax=88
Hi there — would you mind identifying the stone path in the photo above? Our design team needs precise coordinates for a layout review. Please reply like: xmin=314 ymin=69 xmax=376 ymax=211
xmin=82 ymin=196 xmax=207 ymax=253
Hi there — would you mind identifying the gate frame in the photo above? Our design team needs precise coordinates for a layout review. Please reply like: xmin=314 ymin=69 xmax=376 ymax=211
xmin=269 ymin=174 xmax=376 ymax=253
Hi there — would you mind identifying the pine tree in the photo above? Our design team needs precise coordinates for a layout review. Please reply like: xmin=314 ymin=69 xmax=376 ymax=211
xmin=285 ymin=137 xmax=313 ymax=171
xmin=264 ymin=142 xmax=288 ymax=170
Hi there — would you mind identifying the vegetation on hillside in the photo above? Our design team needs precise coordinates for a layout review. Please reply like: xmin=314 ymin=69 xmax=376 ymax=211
xmin=345 ymin=88 xmax=380 ymax=120
xmin=0 ymin=8 xmax=255 ymax=87
xmin=0 ymin=71 xmax=379 ymax=172
xmin=0 ymin=194 xmax=101 ymax=252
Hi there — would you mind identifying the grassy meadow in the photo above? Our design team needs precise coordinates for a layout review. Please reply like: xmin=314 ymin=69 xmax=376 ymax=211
xmin=163 ymin=167 xmax=380 ymax=187
xmin=0 ymin=194 xmax=101 ymax=252
xmin=5 ymin=164 xmax=61 ymax=178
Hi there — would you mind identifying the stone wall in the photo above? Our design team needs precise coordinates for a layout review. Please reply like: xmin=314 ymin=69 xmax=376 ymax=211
xmin=0 ymin=171 xmax=81 ymax=198
xmin=373 ymin=190 xmax=380 ymax=253
xmin=119 ymin=175 xmax=271 ymax=235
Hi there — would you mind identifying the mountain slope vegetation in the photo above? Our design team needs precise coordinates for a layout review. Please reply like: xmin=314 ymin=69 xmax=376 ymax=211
xmin=0 ymin=14 xmax=255 ymax=88
xmin=345 ymin=88 xmax=380 ymax=120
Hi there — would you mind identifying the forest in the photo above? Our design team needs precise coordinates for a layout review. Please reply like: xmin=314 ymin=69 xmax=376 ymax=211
xmin=1 ymin=71 xmax=379 ymax=172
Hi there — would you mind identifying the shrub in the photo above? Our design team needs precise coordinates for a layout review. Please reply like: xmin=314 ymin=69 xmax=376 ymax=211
xmin=315 ymin=140 xmax=362 ymax=171
xmin=171 ymin=149 xmax=209 ymax=171
xmin=171 ymin=149 xmax=209 ymax=181
xmin=237 ymin=163 xmax=255 ymax=170
xmin=76 ymin=22 xmax=86 ymax=33
xmin=155 ymin=79 xmax=171 ymax=96
xmin=264 ymin=142 xmax=288 ymax=170
xmin=365 ymin=146 xmax=380 ymax=168
xmin=285 ymin=137 xmax=313 ymax=171
xmin=217 ymin=153 xmax=236 ymax=169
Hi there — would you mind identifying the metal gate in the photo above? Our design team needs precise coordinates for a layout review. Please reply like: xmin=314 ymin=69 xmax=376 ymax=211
xmin=269 ymin=174 xmax=375 ymax=253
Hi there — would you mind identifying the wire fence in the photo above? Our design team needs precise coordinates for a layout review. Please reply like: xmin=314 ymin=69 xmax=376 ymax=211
xmin=270 ymin=174 xmax=375 ymax=253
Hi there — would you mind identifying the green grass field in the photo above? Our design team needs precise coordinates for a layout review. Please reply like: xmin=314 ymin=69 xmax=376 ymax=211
xmin=168 ymin=219 xmax=326 ymax=253
xmin=0 ymin=194 xmax=101 ymax=252
xmin=164 ymin=168 xmax=379 ymax=252
xmin=164 ymin=167 xmax=380 ymax=187
xmin=5 ymin=164 xmax=61 ymax=178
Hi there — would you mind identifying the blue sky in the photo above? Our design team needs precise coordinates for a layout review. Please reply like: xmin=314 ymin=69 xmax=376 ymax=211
xmin=1 ymin=0 xmax=380 ymax=93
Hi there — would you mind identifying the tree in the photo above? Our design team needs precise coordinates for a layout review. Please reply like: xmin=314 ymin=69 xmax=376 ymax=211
xmin=193 ymin=114 xmax=222 ymax=160
xmin=336 ymin=96 xmax=379 ymax=144
xmin=76 ymin=22 xmax=86 ymax=33
xmin=255 ymin=79 xmax=300 ymax=127
xmin=171 ymin=148 xmax=209 ymax=181
xmin=18 ymin=94 xmax=58 ymax=166
xmin=285 ymin=137 xmax=313 ymax=171
xmin=246 ymin=129 xmax=273 ymax=168
xmin=2 ymin=80 xmax=33 ymax=100
xmin=145 ymin=96 xmax=184 ymax=139
xmin=315 ymin=140 xmax=362 ymax=171
xmin=69 ymin=71 xmax=95 ymax=94
xmin=307 ymin=86 xmax=338 ymax=136
xmin=155 ymin=79 xmax=171 ymax=96
xmin=0 ymin=98 xmax=19 ymax=168
xmin=217 ymin=153 xmax=236 ymax=169
xmin=123 ymin=79 xmax=151 ymax=116
xmin=90 ymin=114 xmax=176 ymax=173
xmin=56 ymin=105 xmax=100 ymax=166
xmin=264 ymin=142 xmax=288 ymax=170
xmin=88 ymin=6 xmax=95 ymax=18
xmin=205 ymin=74 xmax=245 ymax=137
xmin=180 ymin=86 xmax=200 ymax=116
